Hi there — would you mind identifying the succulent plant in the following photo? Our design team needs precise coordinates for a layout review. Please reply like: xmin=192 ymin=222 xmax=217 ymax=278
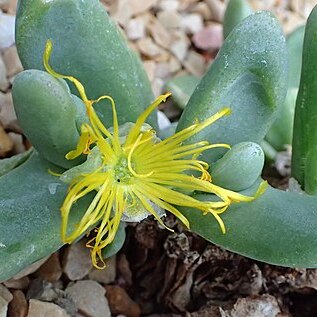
xmin=1 ymin=0 xmax=317 ymax=281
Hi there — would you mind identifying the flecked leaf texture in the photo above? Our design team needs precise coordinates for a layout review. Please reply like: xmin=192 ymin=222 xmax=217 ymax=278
xmin=180 ymin=8 xmax=317 ymax=268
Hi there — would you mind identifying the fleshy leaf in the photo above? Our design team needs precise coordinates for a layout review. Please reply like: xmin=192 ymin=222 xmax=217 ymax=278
xmin=210 ymin=142 xmax=264 ymax=191
xmin=180 ymin=184 xmax=317 ymax=268
xmin=12 ymin=70 xmax=87 ymax=168
xmin=177 ymin=11 xmax=288 ymax=163
xmin=102 ymin=222 xmax=126 ymax=259
xmin=15 ymin=0 xmax=156 ymax=128
xmin=292 ymin=5 xmax=317 ymax=193
xmin=223 ymin=0 xmax=253 ymax=38
xmin=164 ymin=75 xmax=199 ymax=109
xmin=265 ymin=88 xmax=297 ymax=151
xmin=0 ymin=148 xmax=33 ymax=177
xmin=0 ymin=153 xmax=92 ymax=280
xmin=287 ymin=25 xmax=305 ymax=89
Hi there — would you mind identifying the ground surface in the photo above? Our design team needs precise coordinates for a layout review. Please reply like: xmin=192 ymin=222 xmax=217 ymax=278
xmin=1 ymin=0 xmax=317 ymax=316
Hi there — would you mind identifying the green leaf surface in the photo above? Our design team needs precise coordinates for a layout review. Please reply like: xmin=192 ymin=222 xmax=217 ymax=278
xmin=13 ymin=70 xmax=86 ymax=168
xmin=265 ymin=88 xmax=297 ymax=151
xmin=164 ymin=75 xmax=199 ymax=109
xmin=16 ymin=0 xmax=156 ymax=128
xmin=0 ymin=152 xmax=127 ymax=281
xmin=0 ymin=148 xmax=33 ymax=177
xmin=287 ymin=25 xmax=305 ymax=89
xmin=181 ymin=185 xmax=317 ymax=268
xmin=102 ymin=222 xmax=126 ymax=259
xmin=292 ymin=5 xmax=317 ymax=193
xmin=0 ymin=152 xmax=83 ymax=281
xmin=223 ymin=0 xmax=253 ymax=38
xmin=210 ymin=142 xmax=264 ymax=191
xmin=177 ymin=11 xmax=288 ymax=163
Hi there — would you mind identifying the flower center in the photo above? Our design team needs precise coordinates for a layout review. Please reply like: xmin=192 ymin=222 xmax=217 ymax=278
xmin=113 ymin=155 xmax=133 ymax=184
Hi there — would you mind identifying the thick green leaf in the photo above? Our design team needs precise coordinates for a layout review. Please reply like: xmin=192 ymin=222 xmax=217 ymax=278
xmin=13 ymin=70 xmax=87 ymax=168
xmin=0 ymin=152 xmax=81 ymax=281
xmin=210 ymin=142 xmax=264 ymax=191
xmin=287 ymin=25 xmax=305 ymax=89
xmin=102 ymin=222 xmax=126 ymax=259
xmin=263 ymin=26 xmax=304 ymax=152
xmin=223 ymin=0 xmax=253 ymax=38
xmin=180 ymin=185 xmax=317 ymax=267
xmin=265 ymin=88 xmax=297 ymax=151
xmin=292 ymin=5 xmax=317 ymax=193
xmin=0 ymin=152 xmax=125 ymax=281
xmin=0 ymin=148 xmax=33 ymax=177
xmin=164 ymin=75 xmax=199 ymax=109
xmin=16 ymin=0 xmax=156 ymax=128
xmin=177 ymin=12 xmax=288 ymax=163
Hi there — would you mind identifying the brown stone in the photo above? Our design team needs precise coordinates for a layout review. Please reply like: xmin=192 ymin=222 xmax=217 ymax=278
xmin=0 ymin=123 xmax=13 ymax=156
xmin=7 ymin=132 xmax=25 ymax=154
xmin=35 ymin=252 xmax=62 ymax=283
xmin=0 ymin=93 xmax=19 ymax=132
xmin=105 ymin=285 xmax=141 ymax=317
xmin=3 ymin=277 xmax=29 ymax=291
xmin=0 ymin=0 xmax=17 ymax=14
xmin=7 ymin=290 xmax=28 ymax=317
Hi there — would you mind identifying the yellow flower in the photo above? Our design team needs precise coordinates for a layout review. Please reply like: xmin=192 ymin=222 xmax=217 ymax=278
xmin=44 ymin=40 xmax=267 ymax=268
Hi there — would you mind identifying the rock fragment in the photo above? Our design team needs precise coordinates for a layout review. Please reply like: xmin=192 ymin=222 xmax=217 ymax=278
xmin=63 ymin=240 xmax=92 ymax=281
xmin=2 ymin=46 xmax=23 ymax=78
xmin=88 ymin=256 xmax=116 ymax=285
xmin=105 ymin=285 xmax=141 ymax=317
xmin=8 ymin=290 xmax=28 ymax=317
xmin=27 ymin=299 xmax=69 ymax=317
xmin=192 ymin=23 xmax=223 ymax=51
xmin=66 ymin=280 xmax=111 ymax=317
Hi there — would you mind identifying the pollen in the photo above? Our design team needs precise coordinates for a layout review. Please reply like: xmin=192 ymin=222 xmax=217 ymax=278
xmin=43 ymin=40 xmax=267 ymax=269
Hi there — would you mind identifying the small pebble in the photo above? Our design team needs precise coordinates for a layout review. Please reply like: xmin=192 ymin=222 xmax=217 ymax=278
xmin=62 ymin=240 xmax=92 ymax=281
xmin=27 ymin=299 xmax=69 ymax=317
xmin=35 ymin=252 xmax=62 ymax=283
xmin=88 ymin=256 xmax=116 ymax=285
xmin=0 ymin=11 xmax=15 ymax=49
xmin=157 ymin=10 xmax=181 ymax=29
xmin=181 ymin=13 xmax=203 ymax=34
xmin=137 ymin=37 xmax=163 ymax=58
xmin=2 ymin=46 xmax=23 ymax=78
xmin=66 ymin=280 xmax=111 ymax=317
xmin=105 ymin=285 xmax=141 ymax=317
xmin=183 ymin=50 xmax=206 ymax=76
xmin=8 ymin=290 xmax=28 ymax=317
xmin=192 ymin=23 xmax=223 ymax=51
xmin=126 ymin=18 xmax=145 ymax=40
